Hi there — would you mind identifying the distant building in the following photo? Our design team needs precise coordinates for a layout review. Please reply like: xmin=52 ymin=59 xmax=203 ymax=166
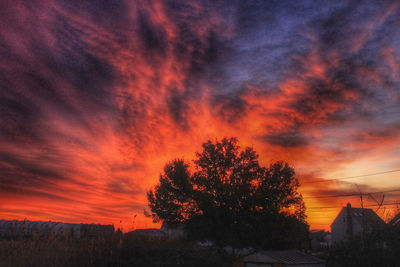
xmin=330 ymin=203 xmax=385 ymax=244
xmin=125 ymin=223 xmax=186 ymax=242
xmin=160 ymin=222 xmax=186 ymax=240
xmin=125 ymin=228 xmax=168 ymax=241
xmin=234 ymin=250 xmax=326 ymax=267
xmin=0 ymin=220 xmax=114 ymax=239
xmin=309 ymin=230 xmax=331 ymax=251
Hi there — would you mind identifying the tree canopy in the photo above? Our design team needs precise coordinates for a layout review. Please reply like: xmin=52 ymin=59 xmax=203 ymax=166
xmin=147 ymin=137 xmax=308 ymax=249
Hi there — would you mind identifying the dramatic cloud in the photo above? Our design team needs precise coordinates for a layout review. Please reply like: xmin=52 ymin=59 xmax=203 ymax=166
xmin=1 ymin=0 xmax=400 ymax=230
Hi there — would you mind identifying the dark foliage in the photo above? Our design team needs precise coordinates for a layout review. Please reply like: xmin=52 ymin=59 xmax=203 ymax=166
xmin=120 ymin=237 xmax=231 ymax=267
xmin=147 ymin=137 xmax=308 ymax=249
xmin=326 ymin=224 xmax=400 ymax=267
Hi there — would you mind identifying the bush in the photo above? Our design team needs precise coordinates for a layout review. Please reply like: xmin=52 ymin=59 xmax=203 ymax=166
xmin=326 ymin=225 xmax=400 ymax=267
xmin=120 ymin=236 xmax=232 ymax=267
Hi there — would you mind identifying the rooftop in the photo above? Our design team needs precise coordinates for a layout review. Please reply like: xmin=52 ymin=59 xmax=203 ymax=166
xmin=240 ymin=250 xmax=325 ymax=264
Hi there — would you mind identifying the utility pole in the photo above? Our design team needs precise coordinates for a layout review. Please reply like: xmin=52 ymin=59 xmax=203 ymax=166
xmin=355 ymin=184 xmax=365 ymax=249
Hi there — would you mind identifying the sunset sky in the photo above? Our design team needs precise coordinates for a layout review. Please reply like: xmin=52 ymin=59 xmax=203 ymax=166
xmin=1 ymin=0 xmax=400 ymax=231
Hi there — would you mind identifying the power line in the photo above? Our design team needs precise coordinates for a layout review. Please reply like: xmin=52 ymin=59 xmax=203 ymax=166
xmin=307 ymin=202 xmax=400 ymax=211
xmin=303 ymin=187 xmax=400 ymax=199
xmin=301 ymin=169 xmax=400 ymax=184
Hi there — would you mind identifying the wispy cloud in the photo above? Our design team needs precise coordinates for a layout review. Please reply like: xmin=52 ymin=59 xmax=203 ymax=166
xmin=1 ymin=0 xmax=400 ymax=230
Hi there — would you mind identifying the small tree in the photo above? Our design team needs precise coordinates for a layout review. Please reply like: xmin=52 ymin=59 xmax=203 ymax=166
xmin=147 ymin=138 xmax=308 ymax=249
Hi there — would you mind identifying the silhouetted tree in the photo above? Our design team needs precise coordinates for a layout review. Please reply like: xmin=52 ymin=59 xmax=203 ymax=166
xmin=147 ymin=138 xmax=308 ymax=249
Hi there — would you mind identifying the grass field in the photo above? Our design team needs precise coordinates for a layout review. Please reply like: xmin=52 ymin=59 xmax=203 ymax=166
xmin=0 ymin=234 xmax=231 ymax=267
xmin=0 ymin=235 xmax=121 ymax=267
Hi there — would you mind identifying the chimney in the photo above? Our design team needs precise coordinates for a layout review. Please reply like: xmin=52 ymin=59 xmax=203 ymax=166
xmin=346 ymin=203 xmax=353 ymax=240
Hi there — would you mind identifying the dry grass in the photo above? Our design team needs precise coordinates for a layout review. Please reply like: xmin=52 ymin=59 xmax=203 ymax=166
xmin=0 ymin=235 xmax=122 ymax=267
xmin=0 ymin=233 xmax=232 ymax=267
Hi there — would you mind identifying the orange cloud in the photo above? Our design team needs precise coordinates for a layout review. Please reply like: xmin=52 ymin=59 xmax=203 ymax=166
xmin=1 ymin=0 xmax=400 ymax=232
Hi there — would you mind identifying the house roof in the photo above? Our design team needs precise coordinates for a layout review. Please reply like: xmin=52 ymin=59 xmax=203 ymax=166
xmin=331 ymin=204 xmax=385 ymax=228
xmin=346 ymin=207 xmax=385 ymax=226
xmin=126 ymin=228 xmax=167 ymax=237
xmin=240 ymin=250 xmax=325 ymax=264
xmin=390 ymin=213 xmax=400 ymax=225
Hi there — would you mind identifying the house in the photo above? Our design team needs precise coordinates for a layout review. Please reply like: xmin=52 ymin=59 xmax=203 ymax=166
xmin=125 ymin=222 xmax=186 ymax=242
xmin=160 ymin=222 xmax=186 ymax=240
xmin=234 ymin=250 xmax=326 ymax=267
xmin=125 ymin=228 xmax=168 ymax=241
xmin=330 ymin=203 xmax=385 ymax=244
xmin=309 ymin=230 xmax=331 ymax=251
xmin=389 ymin=213 xmax=400 ymax=225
